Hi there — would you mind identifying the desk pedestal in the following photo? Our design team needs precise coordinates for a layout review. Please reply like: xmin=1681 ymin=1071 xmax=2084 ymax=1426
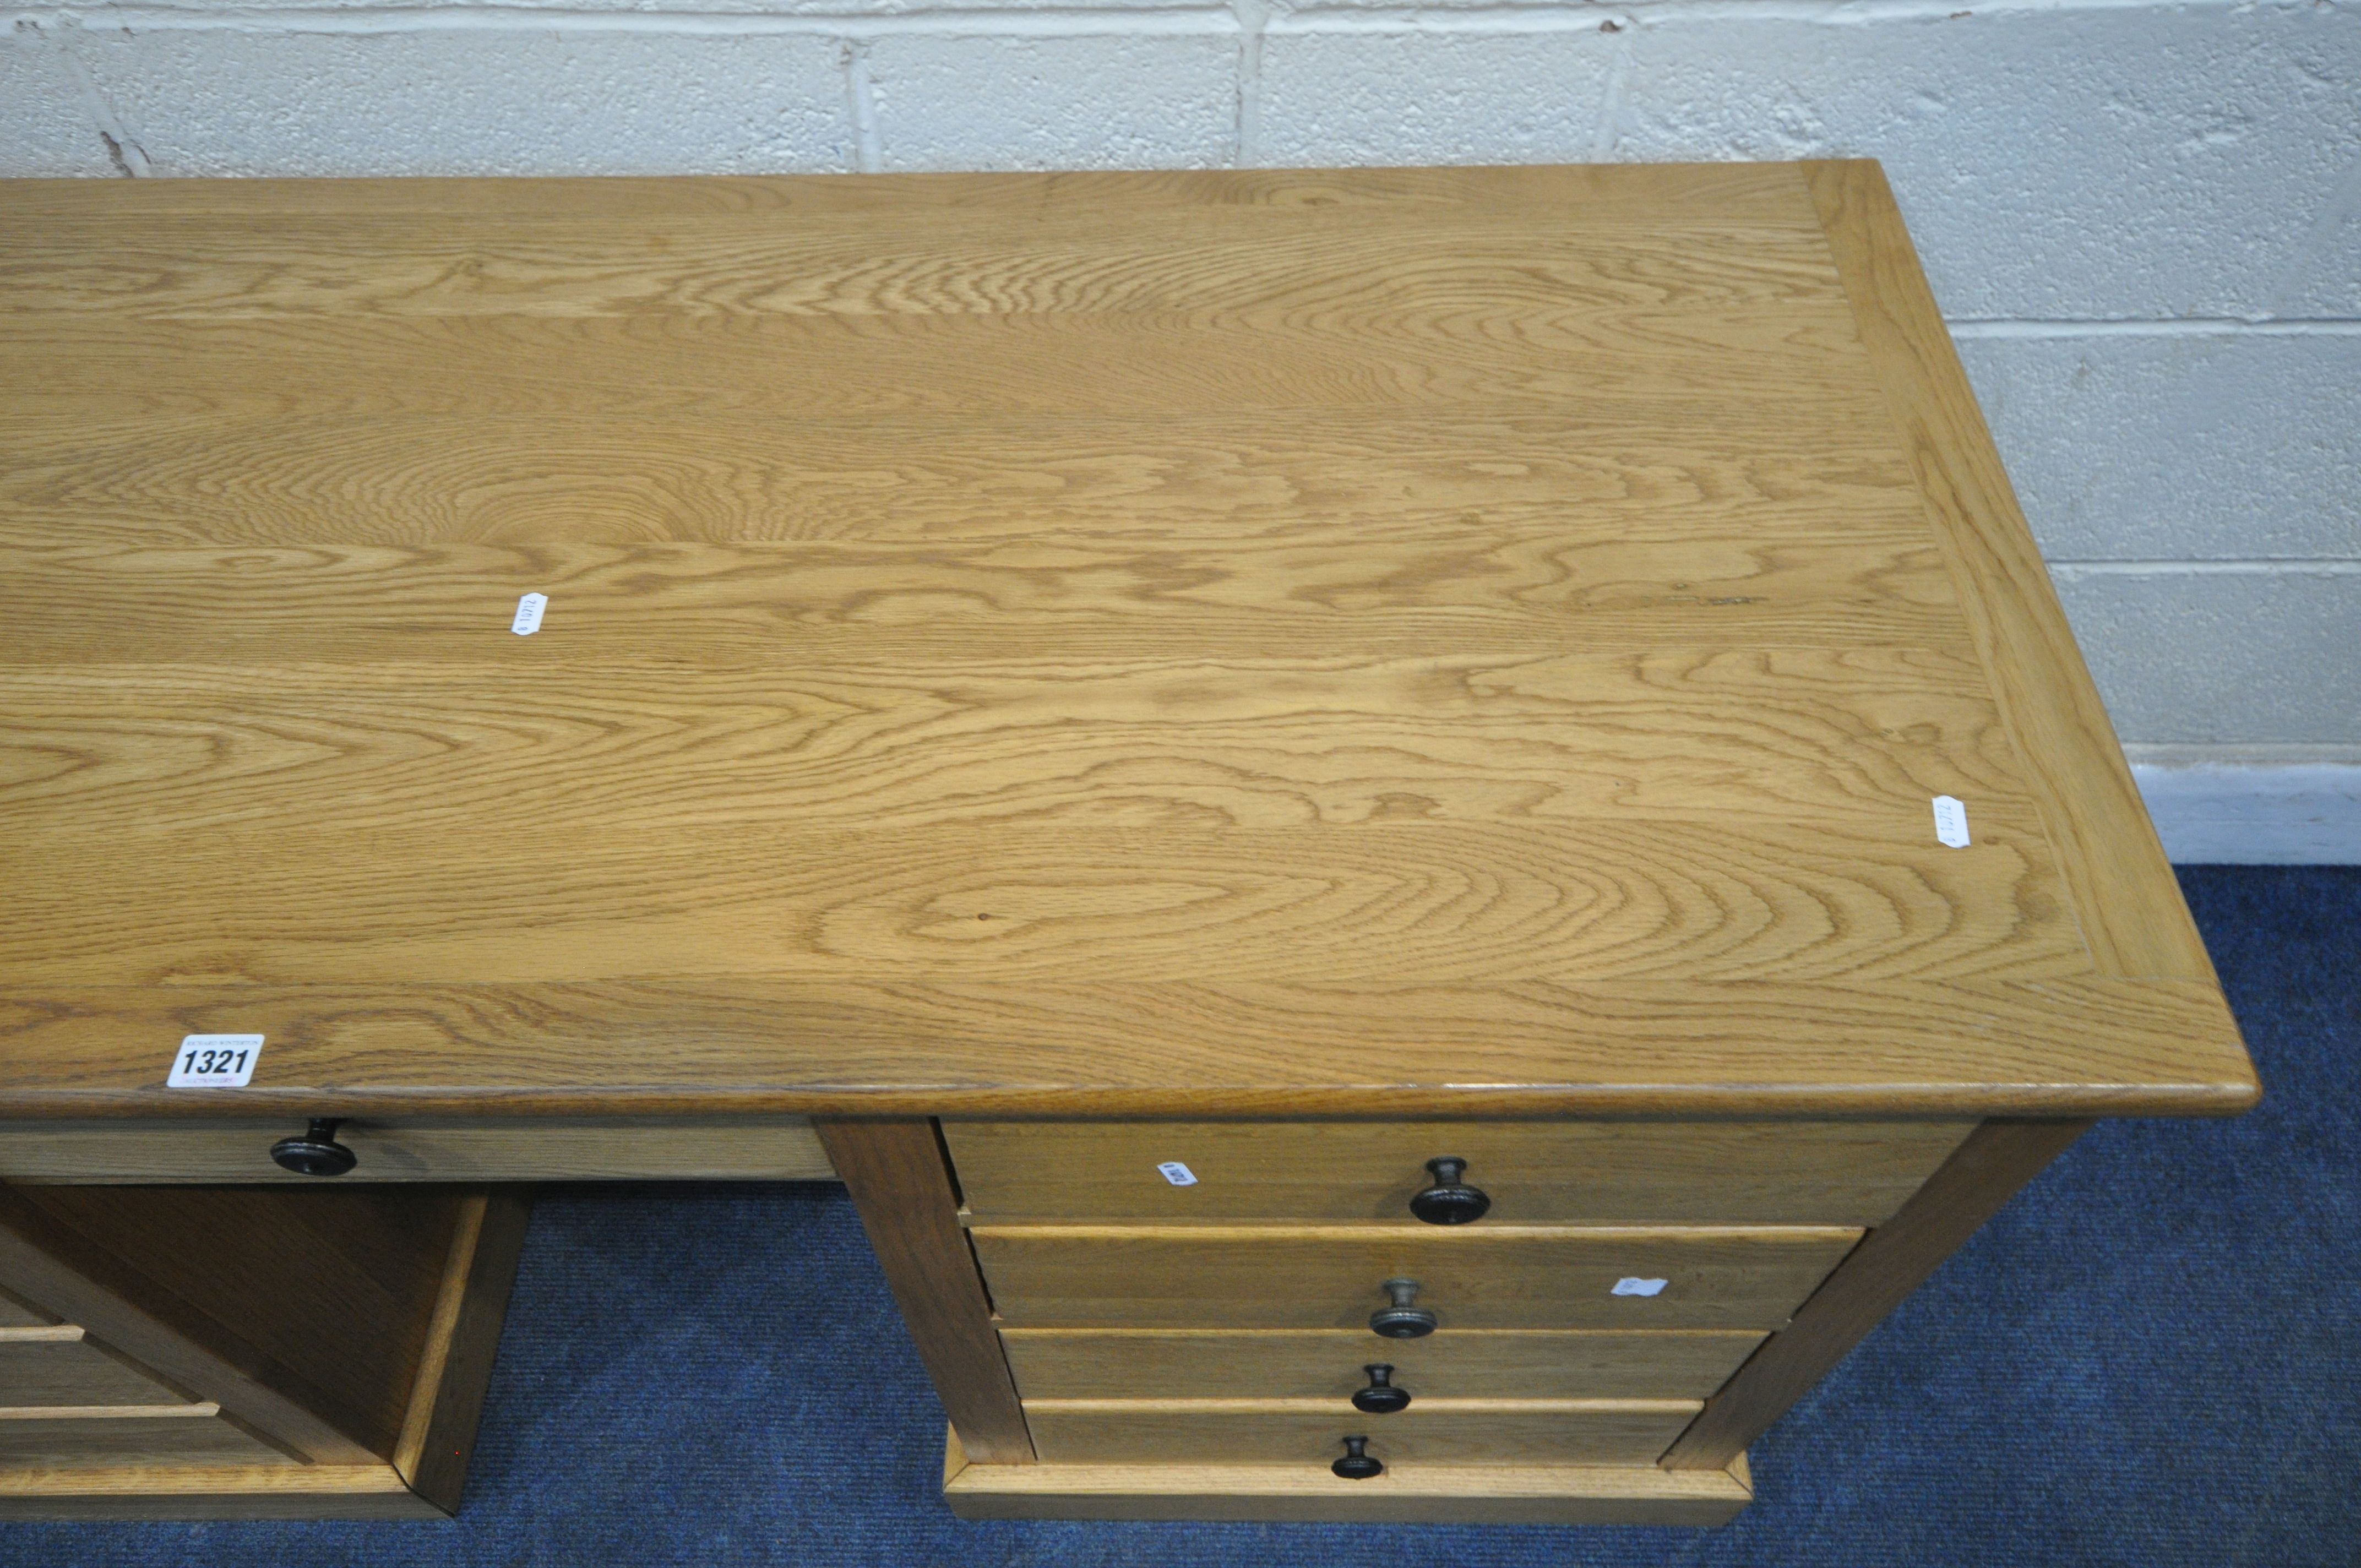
xmin=0 ymin=1184 xmax=526 ymax=1519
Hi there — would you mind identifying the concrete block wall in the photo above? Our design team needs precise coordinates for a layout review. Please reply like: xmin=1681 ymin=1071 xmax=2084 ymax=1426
xmin=4 ymin=0 xmax=2357 ymax=857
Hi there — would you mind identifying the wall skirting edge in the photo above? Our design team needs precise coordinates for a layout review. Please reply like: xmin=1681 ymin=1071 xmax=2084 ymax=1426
xmin=2129 ymin=756 xmax=2361 ymax=865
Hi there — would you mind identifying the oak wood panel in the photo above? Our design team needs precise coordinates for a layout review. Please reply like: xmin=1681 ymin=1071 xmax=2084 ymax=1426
xmin=0 ymin=1192 xmax=379 ymax=1465
xmin=0 ymin=650 xmax=2024 ymax=842
xmin=0 ymin=538 xmax=1963 ymax=665
xmin=0 ymin=307 xmax=1886 ymax=424
xmin=392 ymin=1190 xmax=530 ymax=1514
xmin=0 ymin=165 xmax=2247 ymax=1519
xmin=814 ymin=1118 xmax=1034 ymax=1463
xmin=0 ymin=1406 xmax=295 ymax=1468
xmin=0 ymin=975 xmax=2250 ymax=1120
xmin=942 ymin=1428 xmax=1754 ymax=1525
xmin=0 ymin=1462 xmax=438 ymax=1520
xmin=0 ymin=1185 xmax=479 ymax=1464
xmin=947 ymin=1119 xmax=1976 ymax=1226
xmin=1024 ymin=1398 xmax=1700 ymax=1466
xmin=1000 ymin=1328 xmax=1764 ymax=1401
xmin=0 ymin=413 xmax=1924 ymax=549
xmin=1660 ymin=1117 xmax=2090 ymax=1469
xmin=971 ymin=1225 xmax=1858 ymax=1331
xmin=0 ymin=1119 xmax=833 ymax=1184
xmin=0 ymin=162 xmax=2251 ymax=1127
xmin=0 ymin=220 xmax=1849 ymax=322
xmin=0 ymin=819 xmax=2086 ymax=992
xmin=0 ymin=1329 xmax=190 ymax=1407
xmin=1805 ymin=161 xmax=2218 ymax=989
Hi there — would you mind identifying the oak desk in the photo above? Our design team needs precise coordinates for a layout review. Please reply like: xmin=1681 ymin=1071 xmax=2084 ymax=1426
xmin=0 ymin=162 xmax=2256 ymax=1524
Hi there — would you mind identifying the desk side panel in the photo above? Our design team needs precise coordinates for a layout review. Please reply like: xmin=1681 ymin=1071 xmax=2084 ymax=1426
xmin=0 ymin=1183 xmax=515 ymax=1487
xmin=1660 ymin=1116 xmax=2089 ymax=1468
xmin=814 ymin=1118 xmax=1035 ymax=1464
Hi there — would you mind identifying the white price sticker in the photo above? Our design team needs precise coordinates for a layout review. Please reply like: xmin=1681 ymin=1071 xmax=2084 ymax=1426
xmin=1611 ymin=1277 xmax=1668 ymax=1298
xmin=168 ymin=1035 xmax=263 ymax=1088
xmin=512 ymin=592 xmax=548 ymax=636
xmin=1156 ymin=1161 xmax=1199 ymax=1187
xmin=1933 ymin=794 xmax=1971 ymax=848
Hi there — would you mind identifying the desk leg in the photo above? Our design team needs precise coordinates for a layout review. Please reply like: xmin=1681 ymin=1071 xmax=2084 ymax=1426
xmin=1660 ymin=1117 xmax=2091 ymax=1469
xmin=813 ymin=1119 xmax=1035 ymax=1464
xmin=393 ymin=1190 xmax=532 ymax=1510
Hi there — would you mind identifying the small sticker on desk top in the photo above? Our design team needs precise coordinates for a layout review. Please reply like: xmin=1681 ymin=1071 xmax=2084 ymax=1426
xmin=512 ymin=592 xmax=548 ymax=636
xmin=1157 ymin=1161 xmax=1198 ymax=1187
xmin=1933 ymin=795 xmax=1970 ymax=848
xmin=168 ymin=1035 xmax=263 ymax=1088
xmin=1611 ymin=1277 xmax=1668 ymax=1298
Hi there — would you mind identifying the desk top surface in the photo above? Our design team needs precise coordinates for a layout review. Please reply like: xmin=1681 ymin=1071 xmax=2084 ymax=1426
xmin=0 ymin=161 xmax=2255 ymax=1120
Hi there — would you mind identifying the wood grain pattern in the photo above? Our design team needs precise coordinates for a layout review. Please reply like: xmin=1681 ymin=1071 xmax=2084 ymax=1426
xmin=942 ymin=1427 xmax=1754 ymax=1525
xmin=0 ymin=1119 xmax=833 ymax=1184
xmin=970 ymin=1224 xmax=1858 ymax=1331
xmin=0 ymin=819 xmax=2087 ymax=991
xmin=0 ymin=535 xmax=1961 ymax=662
xmin=946 ymin=1119 xmax=1975 ymax=1226
xmin=0 ymin=1462 xmax=439 ymax=1520
xmin=814 ymin=1118 xmax=1035 ymax=1463
xmin=999 ymin=1328 xmax=1764 ymax=1401
xmin=0 ymin=974 xmax=2249 ymax=1120
xmin=1659 ymin=1117 xmax=2091 ymax=1469
xmin=0 ymin=649 xmax=2019 ymax=837
xmin=391 ymin=1190 xmax=530 ymax=1514
xmin=0 ymin=1180 xmax=531 ymax=1493
xmin=0 ymin=409 xmax=1918 ymax=548
xmin=0 ymin=218 xmax=1849 ymax=322
xmin=1804 ymin=161 xmax=2218 ymax=988
xmin=0 ymin=1329 xmax=191 ymax=1407
xmin=1022 ymin=1398 xmax=1700 ymax=1466
xmin=0 ymin=1406 xmax=296 ymax=1468
xmin=0 ymin=163 xmax=2250 ymax=1122
xmin=0 ymin=1186 xmax=518 ymax=1515
xmin=0 ymin=1190 xmax=379 ymax=1465
xmin=2 ymin=307 xmax=1883 ymax=423
xmin=0 ymin=1186 xmax=461 ymax=1462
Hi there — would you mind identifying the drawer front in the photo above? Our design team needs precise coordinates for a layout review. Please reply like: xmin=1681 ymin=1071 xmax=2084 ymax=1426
xmin=0 ymin=1330 xmax=190 ymax=1408
xmin=1022 ymin=1400 xmax=1701 ymax=1466
xmin=973 ymin=1226 xmax=1858 ymax=1331
xmin=0 ymin=1117 xmax=833 ymax=1184
xmin=1000 ymin=1328 xmax=1764 ymax=1401
xmin=0 ymin=1406 xmax=295 ymax=1468
xmin=945 ymin=1120 xmax=1971 ymax=1226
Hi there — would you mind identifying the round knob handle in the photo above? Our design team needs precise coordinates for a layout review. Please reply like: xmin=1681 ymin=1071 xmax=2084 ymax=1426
xmin=1331 ymin=1435 xmax=1383 ymax=1480
xmin=1408 ymin=1156 xmax=1491 ymax=1225
xmin=269 ymin=1118 xmax=356 ymax=1177
xmin=1368 ymin=1277 xmax=1438 ymax=1340
xmin=1352 ymin=1363 xmax=1411 ymax=1414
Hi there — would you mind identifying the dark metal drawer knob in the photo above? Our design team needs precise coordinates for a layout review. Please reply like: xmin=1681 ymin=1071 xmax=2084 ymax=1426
xmin=1331 ymin=1435 xmax=1383 ymax=1480
xmin=1408 ymin=1156 xmax=1490 ymax=1224
xmin=1369 ymin=1277 xmax=1438 ymax=1339
xmin=270 ymin=1118 xmax=357 ymax=1177
xmin=1352 ymin=1363 xmax=1411 ymax=1414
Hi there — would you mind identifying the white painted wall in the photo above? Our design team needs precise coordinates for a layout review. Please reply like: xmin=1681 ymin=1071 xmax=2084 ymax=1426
xmin=3 ymin=0 xmax=2357 ymax=856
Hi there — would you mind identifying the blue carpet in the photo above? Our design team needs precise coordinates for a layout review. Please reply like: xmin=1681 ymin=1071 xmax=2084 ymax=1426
xmin=4 ymin=865 xmax=2354 ymax=1567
